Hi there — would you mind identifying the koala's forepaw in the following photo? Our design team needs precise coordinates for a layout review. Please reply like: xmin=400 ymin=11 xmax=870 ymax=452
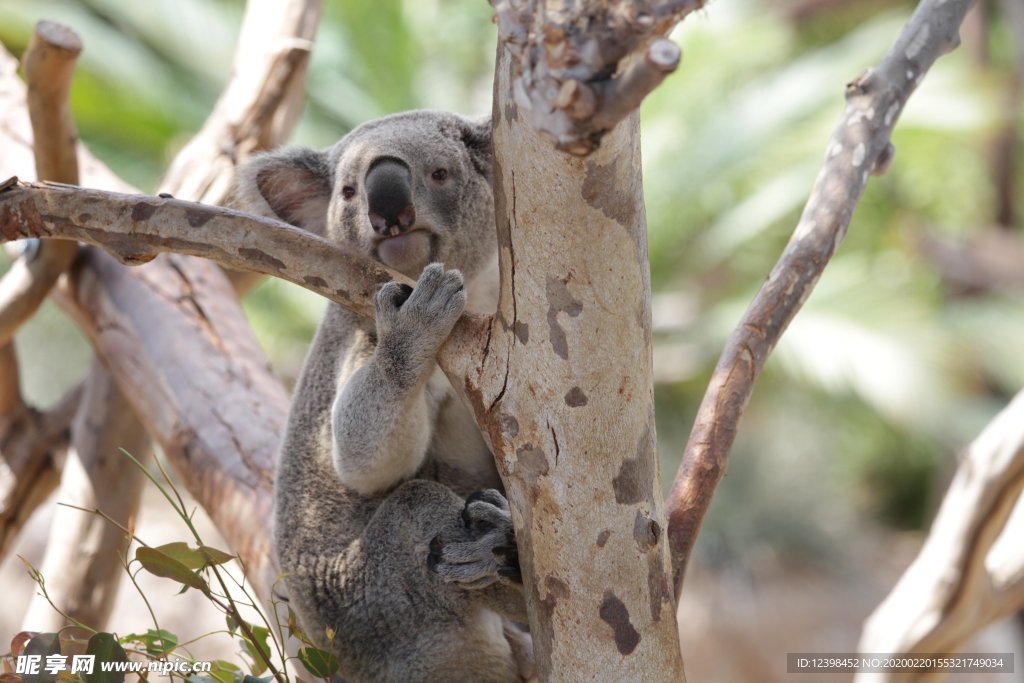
xmin=375 ymin=264 xmax=466 ymax=379
xmin=427 ymin=489 xmax=521 ymax=589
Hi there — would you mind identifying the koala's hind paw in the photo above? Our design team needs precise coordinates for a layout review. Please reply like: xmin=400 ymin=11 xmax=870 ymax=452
xmin=428 ymin=489 xmax=521 ymax=588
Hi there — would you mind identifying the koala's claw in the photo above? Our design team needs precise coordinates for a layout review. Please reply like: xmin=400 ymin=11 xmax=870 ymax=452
xmin=428 ymin=489 xmax=520 ymax=588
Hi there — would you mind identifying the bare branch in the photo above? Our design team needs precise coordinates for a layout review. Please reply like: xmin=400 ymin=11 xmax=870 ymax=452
xmin=22 ymin=363 xmax=150 ymax=632
xmin=856 ymin=391 xmax=1024 ymax=682
xmin=494 ymin=0 xmax=702 ymax=155
xmin=665 ymin=0 xmax=974 ymax=596
xmin=0 ymin=180 xmax=492 ymax=382
xmin=0 ymin=342 xmax=20 ymax=416
xmin=0 ymin=21 xmax=83 ymax=348
xmin=60 ymin=247 xmax=288 ymax=607
xmin=0 ymin=180 xmax=395 ymax=314
xmin=159 ymin=0 xmax=322 ymax=202
xmin=23 ymin=20 xmax=81 ymax=185
xmin=0 ymin=383 xmax=81 ymax=557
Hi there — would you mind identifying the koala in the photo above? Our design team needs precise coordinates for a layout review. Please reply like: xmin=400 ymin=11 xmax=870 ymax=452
xmin=232 ymin=111 xmax=530 ymax=683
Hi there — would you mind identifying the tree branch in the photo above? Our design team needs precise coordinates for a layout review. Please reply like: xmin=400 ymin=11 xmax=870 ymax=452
xmin=856 ymin=390 xmax=1024 ymax=683
xmin=0 ymin=180 xmax=492 ymax=380
xmin=159 ymin=0 xmax=321 ymax=202
xmin=665 ymin=0 xmax=974 ymax=596
xmin=9 ymin=20 xmax=84 ymax=416
xmin=22 ymin=362 xmax=150 ymax=632
xmin=493 ymin=0 xmax=702 ymax=155
xmin=0 ymin=383 xmax=81 ymax=557
xmin=0 ymin=21 xmax=82 ymax=347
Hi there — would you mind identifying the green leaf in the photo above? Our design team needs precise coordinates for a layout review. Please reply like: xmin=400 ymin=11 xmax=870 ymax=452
xmin=284 ymin=609 xmax=307 ymax=642
xmin=151 ymin=542 xmax=207 ymax=570
xmin=84 ymin=633 xmax=128 ymax=683
xmin=135 ymin=546 xmax=208 ymax=592
xmin=297 ymin=647 xmax=338 ymax=680
xmin=119 ymin=629 xmax=177 ymax=657
xmin=206 ymin=660 xmax=242 ymax=683
xmin=198 ymin=546 xmax=234 ymax=566
xmin=147 ymin=542 xmax=233 ymax=570
xmin=239 ymin=626 xmax=270 ymax=677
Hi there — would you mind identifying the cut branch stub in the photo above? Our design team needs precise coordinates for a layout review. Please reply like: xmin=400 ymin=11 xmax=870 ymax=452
xmin=494 ymin=0 xmax=701 ymax=155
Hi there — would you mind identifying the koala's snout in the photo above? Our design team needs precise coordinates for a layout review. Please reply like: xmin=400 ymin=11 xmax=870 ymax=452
xmin=366 ymin=157 xmax=417 ymax=237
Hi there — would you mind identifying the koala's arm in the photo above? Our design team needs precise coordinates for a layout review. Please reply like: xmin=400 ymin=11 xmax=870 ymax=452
xmin=331 ymin=264 xmax=466 ymax=494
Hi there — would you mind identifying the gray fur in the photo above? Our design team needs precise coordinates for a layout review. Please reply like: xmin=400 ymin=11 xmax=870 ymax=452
xmin=237 ymin=111 xmax=529 ymax=682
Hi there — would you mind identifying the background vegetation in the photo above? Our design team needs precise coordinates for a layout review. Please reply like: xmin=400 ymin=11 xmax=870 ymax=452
xmin=1 ymin=0 xmax=1022 ymax=629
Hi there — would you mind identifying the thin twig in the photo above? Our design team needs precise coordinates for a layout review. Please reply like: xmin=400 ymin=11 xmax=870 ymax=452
xmin=665 ymin=0 xmax=974 ymax=597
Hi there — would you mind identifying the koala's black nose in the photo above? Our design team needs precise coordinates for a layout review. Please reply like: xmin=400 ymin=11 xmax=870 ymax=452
xmin=365 ymin=157 xmax=416 ymax=236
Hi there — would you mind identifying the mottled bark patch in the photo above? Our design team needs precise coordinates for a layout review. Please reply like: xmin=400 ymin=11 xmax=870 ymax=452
xmin=596 ymin=529 xmax=612 ymax=548
xmin=3 ymin=199 xmax=43 ymax=240
xmin=185 ymin=207 xmax=213 ymax=227
xmin=504 ymin=101 xmax=519 ymax=124
xmin=545 ymin=276 xmax=582 ymax=361
xmin=131 ymin=202 xmax=159 ymax=222
xmin=238 ymin=247 xmax=286 ymax=272
xmin=303 ymin=275 xmax=328 ymax=289
xmin=599 ymin=591 xmax=641 ymax=656
xmin=516 ymin=443 xmax=549 ymax=483
xmin=583 ymin=156 xmax=638 ymax=228
xmin=564 ymin=386 xmax=588 ymax=407
xmin=513 ymin=320 xmax=529 ymax=344
xmin=78 ymin=212 xmax=92 ymax=223
xmin=499 ymin=413 xmax=519 ymax=439
xmin=612 ymin=425 xmax=655 ymax=506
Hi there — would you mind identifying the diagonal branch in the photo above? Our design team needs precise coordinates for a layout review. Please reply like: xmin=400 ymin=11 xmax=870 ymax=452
xmin=0 ymin=382 xmax=82 ymax=557
xmin=665 ymin=0 xmax=974 ymax=597
xmin=159 ymin=0 xmax=321 ymax=202
xmin=856 ymin=390 xmax=1024 ymax=683
xmin=0 ymin=180 xmax=492 ymax=380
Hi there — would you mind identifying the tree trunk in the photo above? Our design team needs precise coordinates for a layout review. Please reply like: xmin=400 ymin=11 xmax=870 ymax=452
xmin=459 ymin=43 xmax=685 ymax=681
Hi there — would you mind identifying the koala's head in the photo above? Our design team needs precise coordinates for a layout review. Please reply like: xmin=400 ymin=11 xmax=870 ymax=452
xmin=235 ymin=110 xmax=495 ymax=282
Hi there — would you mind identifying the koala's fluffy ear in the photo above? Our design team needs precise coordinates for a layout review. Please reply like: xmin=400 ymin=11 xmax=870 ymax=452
xmin=459 ymin=116 xmax=493 ymax=180
xmin=233 ymin=147 xmax=333 ymax=235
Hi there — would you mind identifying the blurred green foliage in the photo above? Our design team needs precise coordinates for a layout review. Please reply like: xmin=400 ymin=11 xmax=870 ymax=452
xmin=2 ymin=0 xmax=1022 ymax=570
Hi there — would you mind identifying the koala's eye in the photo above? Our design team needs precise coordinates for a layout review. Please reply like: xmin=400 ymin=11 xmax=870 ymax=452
xmin=431 ymin=168 xmax=448 ymax=183
xmin=341 ymin=185 xmax=357 ymax=200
